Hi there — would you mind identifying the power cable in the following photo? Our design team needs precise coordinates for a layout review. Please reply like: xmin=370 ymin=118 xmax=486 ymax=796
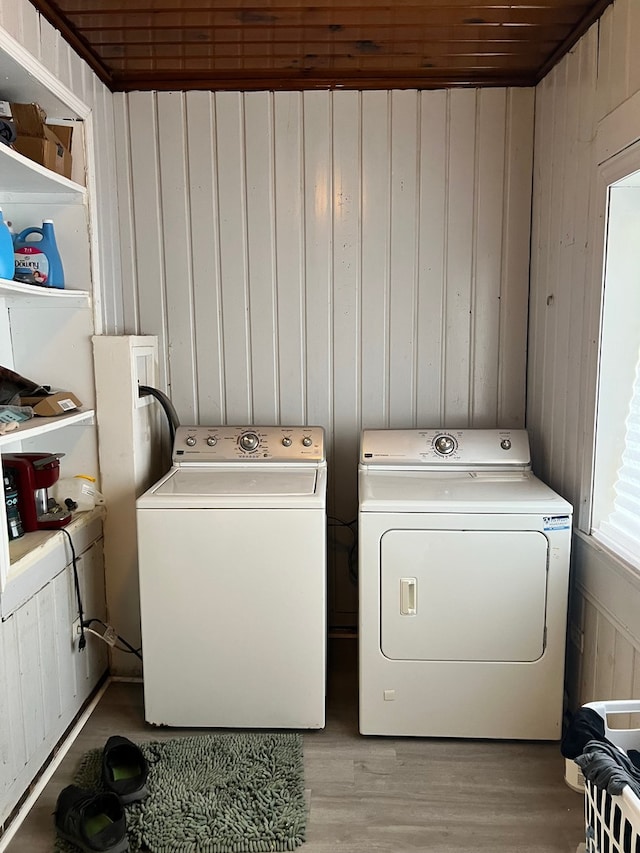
xmin=60 ymin=526 xmax=141 ymax=659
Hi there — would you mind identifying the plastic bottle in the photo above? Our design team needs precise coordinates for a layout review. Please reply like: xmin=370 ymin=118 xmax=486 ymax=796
xmin=52 ymin=475 xmax=105 ymax=512
xmin=14 ymin=219 xmax=65 ymax=288
xmin=0 ymin=208 xmax=15 ymax=280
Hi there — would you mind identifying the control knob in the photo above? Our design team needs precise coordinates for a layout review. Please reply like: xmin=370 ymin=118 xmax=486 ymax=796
xmin=206 ymin=436 xmax=217 ymax=447
xmin=282 ymin=436 xmax=292 ymax=447
xmin=500 ymin=439 xmax=512 ymax=450
xmin=434 ymin=434 xmax=456 ymax=455
xmin=185 ymin=435 xmax=197 ymax=447
xmin=239 ymin=432 xmax=260 ymax=452
xmin=302 ymin=436 xmax=313 ymax=447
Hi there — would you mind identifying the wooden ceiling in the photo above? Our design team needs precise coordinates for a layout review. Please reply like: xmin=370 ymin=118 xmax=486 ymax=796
xmin=29 ymin=0 xmax=613 ymax=92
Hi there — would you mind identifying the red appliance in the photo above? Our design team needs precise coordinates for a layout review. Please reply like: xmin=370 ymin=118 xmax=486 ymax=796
xmin=1 ymin=453 xmax=71 ymax=531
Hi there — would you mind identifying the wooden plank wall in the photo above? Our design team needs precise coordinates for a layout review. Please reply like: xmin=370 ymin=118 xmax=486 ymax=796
xmin=529 ymin=0 xmax=640 ymax=710
xmin=113 ymin=87 xmax=535 ymax=624
xmin=0 ymin=0 xmax=117 ymax=828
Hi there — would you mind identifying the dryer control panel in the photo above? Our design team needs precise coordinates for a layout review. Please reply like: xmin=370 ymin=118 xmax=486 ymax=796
xmin=360 ymin=429 xmax=531 ymax=469
xmin=173 ymin=425 xmax=325 ymax=464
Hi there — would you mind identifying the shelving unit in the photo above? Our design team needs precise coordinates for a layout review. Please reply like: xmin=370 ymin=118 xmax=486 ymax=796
xmin=0 ymin=23 xmax=112 ymax=834
xmin=0 ymin=33 xmax=99 ymax=620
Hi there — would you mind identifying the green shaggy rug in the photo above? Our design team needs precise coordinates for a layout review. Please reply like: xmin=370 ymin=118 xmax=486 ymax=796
xmin=55 ymin=732 xmax=306 ymax=853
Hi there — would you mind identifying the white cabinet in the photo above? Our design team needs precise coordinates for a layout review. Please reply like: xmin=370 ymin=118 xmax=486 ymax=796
xmin=0 ymin=35 xmax=101 ymax=620
xmin=0 ymin=517 xmax=107 ymax=826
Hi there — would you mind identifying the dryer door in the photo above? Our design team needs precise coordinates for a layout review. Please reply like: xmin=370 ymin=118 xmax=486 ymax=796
xmin=380 ymin=529 xmax=548 ymax=662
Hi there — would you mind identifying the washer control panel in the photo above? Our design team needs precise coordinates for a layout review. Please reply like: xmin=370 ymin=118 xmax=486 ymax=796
xmin=173 ymin=425 xmax=325 ymax=463
xmin=360 ymin=429 xmax=530 ymax=468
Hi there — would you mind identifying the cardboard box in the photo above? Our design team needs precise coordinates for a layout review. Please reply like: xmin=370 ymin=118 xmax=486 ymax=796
xmin=10 ymin=102 xmax=72 ymax=179
xmin=20 ymin=390 xmax=81 ymax=417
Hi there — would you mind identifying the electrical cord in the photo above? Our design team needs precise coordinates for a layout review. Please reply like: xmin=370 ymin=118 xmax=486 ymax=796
xmin=82 ymin=618 xmax=143 ymax=660
xmin=60 ymin=526 xmax=142 ymax=659
xmin=60 ymin=526 xmax=86 ymax=650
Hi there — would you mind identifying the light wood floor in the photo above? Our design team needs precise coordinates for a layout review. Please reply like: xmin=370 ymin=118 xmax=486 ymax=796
xmin=7 ymin=639 xmax=585 ymax=852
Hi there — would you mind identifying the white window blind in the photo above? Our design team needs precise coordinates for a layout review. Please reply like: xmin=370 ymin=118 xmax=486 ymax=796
xmin=596 ymin=348 xmax=640 ymax=569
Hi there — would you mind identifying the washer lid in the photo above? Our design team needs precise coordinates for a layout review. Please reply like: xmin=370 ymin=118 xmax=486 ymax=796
xmin=138 ymin=466 xmax=326 ymax=509
xmin=359 ymin=469 xmax=572 ymax=514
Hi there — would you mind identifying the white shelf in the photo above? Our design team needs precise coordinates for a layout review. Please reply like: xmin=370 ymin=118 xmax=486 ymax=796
xmin=0 ymin=142 xmax=85 ymax=196
xmin=0 ymin=29 xmax=87 ymax=122
xmin=8 ymin=505 xmax=104 ymax=568
xmin=0 ymin=409 xmax=95 ymax=447
xmin=0 ymin=278 xmax=89 ymax=306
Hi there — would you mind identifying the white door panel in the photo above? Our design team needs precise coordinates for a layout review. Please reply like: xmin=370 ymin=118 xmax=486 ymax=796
xmin=381 ymin=529 xmax=548 ymax=662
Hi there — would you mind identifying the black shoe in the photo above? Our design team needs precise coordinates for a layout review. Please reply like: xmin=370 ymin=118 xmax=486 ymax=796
xmin=101 ymin=736 xmax=149 ymax=804
xmin=55 ymin=785 xmax=129 ymax=853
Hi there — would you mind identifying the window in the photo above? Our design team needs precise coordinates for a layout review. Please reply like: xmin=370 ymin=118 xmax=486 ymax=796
xmin=591 ymin=168 xmax=640 ymax=570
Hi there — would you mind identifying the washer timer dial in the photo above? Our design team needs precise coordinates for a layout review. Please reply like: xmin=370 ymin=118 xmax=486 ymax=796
xmin=239 ymin=432 xmax=260 ymax=452
xmin=433 ymin=434 xmax=457 ymax=456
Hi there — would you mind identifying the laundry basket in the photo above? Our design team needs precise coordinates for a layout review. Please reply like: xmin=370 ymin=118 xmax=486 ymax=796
xmin=577 ymin=700 xmax=640 ymax=852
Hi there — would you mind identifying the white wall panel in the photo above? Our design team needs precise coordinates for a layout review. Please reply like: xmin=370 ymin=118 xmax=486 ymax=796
xmin=116 ymin=86 xmax=534 ymax=623
xmin=184 ymin=91 xmax=225 ymax=423
xmin=302 ymin=91 xmax=333 ymax=432
xmin=498 ymin=89 xmax=535 ymax=428
xmin=157 ymin=92 xmax=198 ymax=422
xmin=530 ymin=1 xmax=640 ymax=711
xmin=416 ymin=90 xmax=447 ymax=425
xmin=361 ymin=90 xmax=390 ymax=428
xmin=217 ymin=92 xmax=253 ymax=421
xmin=245 ymin=92 xmax=278 ymax=423
xmin=472 ymin=88 xmax=505 ymax=427
xmin=388 ymin=90 xmax=418 ymax=427
xmin=126 ymin=93 xmax=169 ymax=390
xmin=529 ymin=28 xmax=598 ymax=501
xmin=444 ymin=90 xmax=476 ymax=426
xmin=274 ymin=92 xmax=306 ymax=424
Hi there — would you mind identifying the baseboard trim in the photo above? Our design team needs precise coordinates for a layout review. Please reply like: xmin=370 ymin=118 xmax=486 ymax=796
xmin=0 ymin=676 xmax=112 ymax=853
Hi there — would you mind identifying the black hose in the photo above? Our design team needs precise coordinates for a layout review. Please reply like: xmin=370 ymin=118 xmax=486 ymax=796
xmin=138 ymin=384 xmax=180 ymax=448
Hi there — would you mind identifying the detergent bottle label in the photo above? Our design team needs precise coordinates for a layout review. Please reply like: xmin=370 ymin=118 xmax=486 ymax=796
xmin=14 ymin=245 xmax=50 ymax=285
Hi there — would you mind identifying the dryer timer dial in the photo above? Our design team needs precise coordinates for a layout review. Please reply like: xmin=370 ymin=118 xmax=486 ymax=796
xmin=434 ymin=434 xmax=457 ymax=455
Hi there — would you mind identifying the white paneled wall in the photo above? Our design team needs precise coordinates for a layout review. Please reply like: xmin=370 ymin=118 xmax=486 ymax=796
xmin=530 ymin=0 xmax=640 ymax=710
xmin=114 ymin=87 xmax=534 ymax=622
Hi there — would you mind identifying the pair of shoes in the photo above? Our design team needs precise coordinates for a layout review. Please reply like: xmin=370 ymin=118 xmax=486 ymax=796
xmin=55 ymin=736 xmax=149 ymax=853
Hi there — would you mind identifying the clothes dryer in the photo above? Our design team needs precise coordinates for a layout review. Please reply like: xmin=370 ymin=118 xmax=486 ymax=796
xmin=358 ymin=428 xmax=572 ymax=739
xmin=137 ymin=425 xmax=326 ymax=728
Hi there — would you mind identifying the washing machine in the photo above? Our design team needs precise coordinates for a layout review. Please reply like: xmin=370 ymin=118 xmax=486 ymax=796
xmin=136 ymin=424 xmax=326 ymax=729
xmin=358 ymin=428 xmax=572 ymax=740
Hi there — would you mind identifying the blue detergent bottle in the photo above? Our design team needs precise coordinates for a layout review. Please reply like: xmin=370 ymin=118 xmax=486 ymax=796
xmin=0 ymin=208 xmax=15 ymax=280
xmin=14 ymin=219 xmax=65 ymax=288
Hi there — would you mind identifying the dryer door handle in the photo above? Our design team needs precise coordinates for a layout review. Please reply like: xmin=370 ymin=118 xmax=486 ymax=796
xmin=400 ymin=577 xmax=417 ymax=615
